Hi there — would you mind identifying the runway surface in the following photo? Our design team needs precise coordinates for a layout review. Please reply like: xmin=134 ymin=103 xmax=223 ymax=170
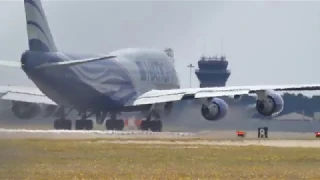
xmin=0 ymin=128 xmax=193 ymax=139
xmin=1 ymin=128 xmax=320 ymax=147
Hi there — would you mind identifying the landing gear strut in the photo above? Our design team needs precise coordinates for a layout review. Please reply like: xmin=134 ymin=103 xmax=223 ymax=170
xmin=54 ymin=118 xmax=72 ymax=130
xmin=53 ymin=107 xmax=72 ymax=130
xmin=105 ymin=113 xmax=124 ymax=130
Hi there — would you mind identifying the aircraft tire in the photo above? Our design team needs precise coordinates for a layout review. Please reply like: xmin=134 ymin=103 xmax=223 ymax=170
xmin=140 ymin=120 xmax=162 ymax=132
xmin=105 ymin=120 xmax=113 ymax=130
xmin=150 ymin=120 xmax=162 ymax=132
xmin=75 ymin=120 xmax=93 ymax=130
xmin=85 ymin=120 xmax=93 ymax=130
xmin=54 ymin=119 xmax=72 ymax=130
xmin=140 ymin=121 xmax=149 ymax=131
xmin=105 ymin=119 xmax=124 ymax=130
xmin=115 ymin=119 xmax=124 ymax=130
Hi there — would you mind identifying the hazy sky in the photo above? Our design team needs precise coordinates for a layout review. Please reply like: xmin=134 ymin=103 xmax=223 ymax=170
xmin=1 ymin=1 xmax=320 ymax=94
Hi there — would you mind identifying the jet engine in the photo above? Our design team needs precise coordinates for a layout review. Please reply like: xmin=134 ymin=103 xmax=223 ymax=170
xmin=11 ymin=101 xmax=43 ymax=119
xmin=201 ymin=98 xmax=228 ymax=121
xmin=255 ymin=90 xmax=284 ymax=116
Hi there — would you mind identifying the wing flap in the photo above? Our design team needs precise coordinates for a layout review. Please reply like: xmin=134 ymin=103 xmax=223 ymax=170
xmin=132 ymin=94 xmax=185 ymax=106
xmin=247 ymin=84 xmax=320 ymax=92
xmin=1 ymin=92 xmax=56 ymax=105
xmin=195 ymin=89 xmax=250 ymax=98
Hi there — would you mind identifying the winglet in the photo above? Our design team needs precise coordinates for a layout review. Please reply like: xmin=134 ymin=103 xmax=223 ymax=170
xmin=35 ymin=55 xmax=116 ymax=69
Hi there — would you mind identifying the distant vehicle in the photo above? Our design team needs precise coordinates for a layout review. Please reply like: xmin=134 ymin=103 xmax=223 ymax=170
xmin=1 ymin=0 xmax=320 ymax=132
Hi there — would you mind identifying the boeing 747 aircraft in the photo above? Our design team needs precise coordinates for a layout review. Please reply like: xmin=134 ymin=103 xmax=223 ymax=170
xmin=1 ymin=0 xmax=320 ymax=132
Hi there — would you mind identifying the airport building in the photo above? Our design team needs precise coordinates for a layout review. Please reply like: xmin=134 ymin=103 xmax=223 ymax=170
xmin=195 ymin=55 xmax=230 ymax=87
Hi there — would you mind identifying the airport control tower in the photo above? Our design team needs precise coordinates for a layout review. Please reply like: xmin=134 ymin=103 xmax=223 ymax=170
xmin=195 ymin=55 xmax=231 ymax=87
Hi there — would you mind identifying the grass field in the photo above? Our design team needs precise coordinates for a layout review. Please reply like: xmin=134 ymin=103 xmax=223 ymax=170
xmin=1 ymin=139 xmax=320 ymax=180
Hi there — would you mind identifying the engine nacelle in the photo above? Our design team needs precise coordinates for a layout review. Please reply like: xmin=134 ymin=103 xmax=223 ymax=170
xmin=11 ymin=101 xmax=42 ymax=120
xmin=201 ymin=98 xmax=228 ymax=121
xmin=256 ymin=90 xmax=284 ymax=116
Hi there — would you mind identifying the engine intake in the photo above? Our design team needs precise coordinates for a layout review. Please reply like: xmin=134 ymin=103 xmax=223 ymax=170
xmin=256 ymin=90 xmax=284 ymax=116
xmin=201 ymin=98 xmax=228 ymax=121
xmin=11 ymin=101 xmax=42 ymax=119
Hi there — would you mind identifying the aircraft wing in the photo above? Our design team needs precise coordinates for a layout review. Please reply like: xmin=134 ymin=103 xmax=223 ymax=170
xmin=0 ymin=85 xmax=57 ymax=105
xmin=128 ymin=84 xmax=320 ymax=106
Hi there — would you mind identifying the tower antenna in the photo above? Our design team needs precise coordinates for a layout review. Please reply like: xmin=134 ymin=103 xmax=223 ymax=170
xmin=221 ymin=38 xmax=225 ymax=56
xmin=203 ymin=36 xmax=206 ymax=56
xmin=187 ymin=63 xmax=195 ymax=88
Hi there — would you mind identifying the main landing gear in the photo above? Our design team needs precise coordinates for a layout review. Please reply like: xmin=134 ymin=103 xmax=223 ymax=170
xmin=53 ymin=108 xmax=93 ymax=130
xmin=105 ymin=113 xmax=124 ymax=130
xmin=54 ymin=118 xmax=72 ymax=130
xmin=52 ymin=109 xmax=162 ymax=132
xmin=53 ymin=108 xmax=72 ymax=130
xmin=75 ymin=113 xmax=93 ymax=130
xmin=140 ymin=115 xmax=163 ymax=132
